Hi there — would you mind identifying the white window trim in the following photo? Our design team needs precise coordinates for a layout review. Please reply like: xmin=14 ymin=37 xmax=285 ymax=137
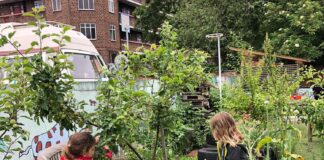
xmin=52 ymin=0 xmax=61 ymax=11
xmin=109 ymin=24 xmax=116 ymax=41
xmin=78 ymin=0 xmax=95 ymax=10
xmin=108 ymin=0 xmax=114 ymax=13
xmin=80 ymin=23 xmax=97 ymax=40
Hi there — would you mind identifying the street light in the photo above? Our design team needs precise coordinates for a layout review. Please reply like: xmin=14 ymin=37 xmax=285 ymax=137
xmin=206 ymin=33 xmax=223 ymax=99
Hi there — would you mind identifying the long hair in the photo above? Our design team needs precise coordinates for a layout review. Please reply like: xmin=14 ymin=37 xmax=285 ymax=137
xmin=62 ymin=132 xmax=96 ymax=160
xmin=209 ymin=112 xmax=243 ymax=147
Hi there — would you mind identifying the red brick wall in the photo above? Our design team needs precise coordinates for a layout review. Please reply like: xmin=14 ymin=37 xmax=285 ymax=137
xmin=44 ymin=0 xmax=120 ymax=63
xmin=43 ymin=0 xmax=71 ymax=24
xmin=1 ymin=0 xmax=142 ymax=64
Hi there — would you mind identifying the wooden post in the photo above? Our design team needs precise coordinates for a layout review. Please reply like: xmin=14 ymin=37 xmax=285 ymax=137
xmin=307 ymin=123 xmax=313 ymax=142
xmin=160 ymin=127 xmax=168 ymax=160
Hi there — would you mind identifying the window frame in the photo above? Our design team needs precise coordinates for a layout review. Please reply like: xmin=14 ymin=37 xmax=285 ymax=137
xmin=34 ymin=0 xmax=44 ymax=9
xmin=108 ymin=0 xmax=114 ymax=13
xmin=78 ymin=0 xmax=95 ymax=10
xmin=109 ymin=24 xmax=116 ymax=41
xmin=80 ymin=23 xmax=97 ymax=40
xmin=52 ymin=0 xmax=61 ymax=11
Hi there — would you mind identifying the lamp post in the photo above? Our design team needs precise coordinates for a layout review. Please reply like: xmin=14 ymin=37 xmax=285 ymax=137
xmin=206 ymin=33 xmax=223 ymax=99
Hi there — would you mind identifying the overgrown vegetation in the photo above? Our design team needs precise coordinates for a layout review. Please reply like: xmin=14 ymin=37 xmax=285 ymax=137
xmin=220 ymin=35 xmax=323 ymax=160
xmin=135 ymin=0 xmax=324 ymax=70
xmin=92 ymin=22 xmax=209 ymax=160
xmin=0 ymin=7 xmax=85 ymax=159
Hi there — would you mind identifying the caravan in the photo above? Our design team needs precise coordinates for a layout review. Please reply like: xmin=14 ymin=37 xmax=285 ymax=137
xmin=0 ymin=22 xmax=105 ymax=160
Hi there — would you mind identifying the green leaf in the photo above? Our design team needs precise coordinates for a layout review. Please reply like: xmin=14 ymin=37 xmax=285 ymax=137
xmin=41 ymin=34 xmax=50 ymax=40
xmin=63 ymin=26 xmax=71 ymax=33
xmin=3 ymin=135 xmax=11 ymax=142
xmin=8 ymin=31 xmax=16 ymax=39
xmin=23 ymin=12 xmax=35 ymax=17
xmin=24 ymin=47 xmax=33 ymax=54
xmin=11 ymin=148 xmax=21 ymax=152
xmin=63 ymin=36 xmax=71 ymax=42
xmin=255 ymin=136 xmax=274 ymax=157
xmin=52 ymin=39 xmax=60 ymax=45
xmin=31 ymin=41 xmax=39 ymax=47
xmin=32 ymin=7 xmax=37 ymax=13
xmin=38 ymin=6 xmax=45 ymax=12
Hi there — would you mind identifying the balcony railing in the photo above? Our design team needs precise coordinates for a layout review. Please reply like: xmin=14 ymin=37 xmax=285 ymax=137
xmin=0 ymin=9 xmax=44 ymax=23
xmin=121 ymin=39 xmax=150 ymax=51
xmin=0 ymin=0 xmax=24 ymax=5
xmin=0 ymin=13 xmax=33 ymax=23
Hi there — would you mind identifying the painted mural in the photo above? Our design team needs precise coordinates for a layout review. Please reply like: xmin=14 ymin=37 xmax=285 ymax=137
xmin=19 ymin=124 xmax=69 ymax=159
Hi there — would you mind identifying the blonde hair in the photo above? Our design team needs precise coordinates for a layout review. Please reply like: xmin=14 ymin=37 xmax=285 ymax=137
xmin=209 ymin=112 xmax=243 ymax=147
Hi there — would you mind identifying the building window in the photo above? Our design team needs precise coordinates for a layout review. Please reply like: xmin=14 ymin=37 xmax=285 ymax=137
xmin=109 ymin=25 xmax=116 ymax=41
xmin=79 ymin=0 xmax=95 ymax=10
xmin=121 ymin=8 xmax=130 ymax=15
xmin=108 ymin=0 xmax=114 ymax=13
xmin=34 ymin=1 xmax=44 ymax=9
xmin=10 ymin=4 xmax=24 ymax=14
xmin=80 ymin=23 xmax=96 ymax=40
xmin=52 ymin=0 xmax=61 ymax=11
xmin=137 ymin=35 xmax=142 ymax=42
xmin=109 ymin=51 xmax=118 ymax=63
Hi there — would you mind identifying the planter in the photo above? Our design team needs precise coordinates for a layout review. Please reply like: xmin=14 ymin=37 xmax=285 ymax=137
xmin=197 ymin=147 xmax=218 ymax=160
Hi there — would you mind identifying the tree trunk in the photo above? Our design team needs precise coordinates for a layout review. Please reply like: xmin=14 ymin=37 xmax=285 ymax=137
xmin=160 ymin=126 xmax=168 ymax=160
xmin=151 ymin=124 xmax=160 ymax=160
xmin=307 ymin=123 xmax=313 ymax=142
xmin=124 ymin=139 xmax=144 ymax=160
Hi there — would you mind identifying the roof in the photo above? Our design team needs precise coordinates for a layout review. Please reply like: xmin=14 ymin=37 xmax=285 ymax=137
xmin=229 ymin=47 xmax=311 ymax=63
xmin=0 ymin=22 xmax=99 ymax=56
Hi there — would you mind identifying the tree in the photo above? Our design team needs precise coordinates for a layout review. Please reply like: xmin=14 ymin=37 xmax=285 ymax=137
xmin=263 ymin=0 xmax=324 ymax=60
xmin=134 ymin=0 xmax=181 ymax=42
xmin=136 ymin=0 xmax=268 ymax=70
xmin=94 ymin=22 xmax=208 ymax=160
xmin=136 ymin=0 xmax=324 ymax=68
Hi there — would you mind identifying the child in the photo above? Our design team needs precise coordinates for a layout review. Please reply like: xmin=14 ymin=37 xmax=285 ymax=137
xmin=60 ymin=132 xmax=112 ymax=160
xmin=209 ymin=112 xmax=249 ymax=160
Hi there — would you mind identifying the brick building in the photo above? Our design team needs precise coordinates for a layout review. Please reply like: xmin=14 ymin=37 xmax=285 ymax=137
xmin=0 ymin=0 xmax=149 ymax=63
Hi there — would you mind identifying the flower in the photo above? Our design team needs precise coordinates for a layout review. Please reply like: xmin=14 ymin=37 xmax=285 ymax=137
xmin=295 ymin=43 xmax=300 ymax=47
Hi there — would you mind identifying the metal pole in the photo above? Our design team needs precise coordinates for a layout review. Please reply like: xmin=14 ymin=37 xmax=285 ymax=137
xmin=206 ymin=33 xmax=223 ymax=99
xmin=126 ymin=27 xmax=129 ymax=47
xmin=217 ymin=36 xmax=222 ymax=99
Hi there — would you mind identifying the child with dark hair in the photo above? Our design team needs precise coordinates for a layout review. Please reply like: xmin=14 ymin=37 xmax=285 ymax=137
xmin=60 ymin=132 xmax=112 ymax=160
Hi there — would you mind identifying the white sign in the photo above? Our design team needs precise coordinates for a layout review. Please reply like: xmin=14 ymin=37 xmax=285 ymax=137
xmin=121 ymin=13 xmax=130 ymax=33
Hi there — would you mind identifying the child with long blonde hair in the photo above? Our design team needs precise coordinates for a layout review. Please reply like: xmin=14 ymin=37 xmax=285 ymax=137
xmin=210 ymin=112 xmax=248 ymax=160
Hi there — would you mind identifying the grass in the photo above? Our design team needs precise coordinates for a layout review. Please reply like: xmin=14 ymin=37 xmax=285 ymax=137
xmin=293 ymin=124 xmax=324 ymax=160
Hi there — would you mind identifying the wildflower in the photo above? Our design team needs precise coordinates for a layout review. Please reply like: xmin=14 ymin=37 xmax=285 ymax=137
xmin=295 ymin=44 xmax=300 ymax=47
